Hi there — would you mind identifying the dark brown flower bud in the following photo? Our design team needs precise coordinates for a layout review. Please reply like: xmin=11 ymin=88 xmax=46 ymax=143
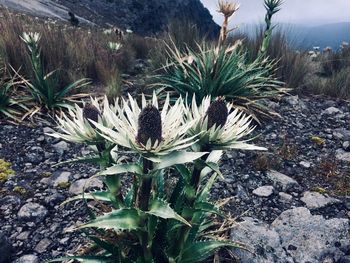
xmin=83 ymin=104 xmax=100 ymax=124
xmin=206 ymin=98 xmax=228 ymax=129
xmin=136 ymin=105 xmax=162 ymax=146
xmin=83 ymin=104 xmax=105 ymax=152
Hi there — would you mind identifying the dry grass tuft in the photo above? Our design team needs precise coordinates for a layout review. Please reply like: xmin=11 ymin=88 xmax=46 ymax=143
xmin=319 ymin=158 xmax=338 ymax=178
xmin=0 ymin=9 xmax=152 ymax=89
xmin=277 ymin=135 xmax=298 ymax=161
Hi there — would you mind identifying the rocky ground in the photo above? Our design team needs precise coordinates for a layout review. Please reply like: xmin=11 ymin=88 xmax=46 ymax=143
xmin=0 ymin=95 xmax=350 ymax=263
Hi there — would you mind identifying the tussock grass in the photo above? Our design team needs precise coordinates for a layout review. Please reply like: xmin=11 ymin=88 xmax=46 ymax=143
xmin=0 ymin=9 xmax=151 ymax=87
xmin=149 ymin=19 xmax=207 ymax=71
xmin=230 ymin=28 xmax=312 ymax=91
xmin=304 ymin=44 xmax=350 ymax=99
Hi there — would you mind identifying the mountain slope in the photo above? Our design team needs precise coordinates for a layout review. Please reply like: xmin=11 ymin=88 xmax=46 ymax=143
xmin=238 ymin=22 xmax=350 ymax=50
xmin=300 ymin=22 xmax=350 ymax=49
xmin=0 ymin=0 xmax=220 ymax=35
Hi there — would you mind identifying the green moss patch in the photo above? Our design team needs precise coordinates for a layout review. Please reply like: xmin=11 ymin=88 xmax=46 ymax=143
xmin=0 ymin=159 xmax=14 ymax=182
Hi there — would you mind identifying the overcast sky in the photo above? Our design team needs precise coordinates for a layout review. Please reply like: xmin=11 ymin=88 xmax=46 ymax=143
xmin=201 ymin=0 xmax=350 ymax=26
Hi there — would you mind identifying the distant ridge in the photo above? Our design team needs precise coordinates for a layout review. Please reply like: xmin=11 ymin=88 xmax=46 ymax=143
xmin=237 ymin=22 xmax=350 ymax=50
xmin=299 ymin=22 xmax=350 ymax=49
xmin=0 ymin=0 xmax=220 ymax=36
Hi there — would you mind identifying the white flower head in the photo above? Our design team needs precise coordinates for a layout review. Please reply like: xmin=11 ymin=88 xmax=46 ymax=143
xmin=108 ymin=42 xmax=122 ymax=52
xmin=103 ymin=29 xmax=113 ymax=35
xmin=20 ymin=32 xmax=41 ymax=44
xmin=185 ymin=96 xmax=266 ymax=151
xmin=93 ymin=92 xmax=197 ymax=156
xmin=50 ymin=97 xmax=117 ymax=144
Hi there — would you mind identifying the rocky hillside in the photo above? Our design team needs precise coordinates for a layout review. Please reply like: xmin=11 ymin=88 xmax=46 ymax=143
xmin=1 ymin=94 xmax=350 ymax=263
xmin=0 ymin=0 xmax=220 ymax=35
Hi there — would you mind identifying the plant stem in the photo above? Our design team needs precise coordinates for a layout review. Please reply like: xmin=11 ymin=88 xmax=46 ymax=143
xmin=137 ymin=158 xmax=153 ymax=211
xmin=137 ymin=157 xmax=154 ymax=263
xmin=174 ymin=146 xmax=210 ymax=258
xmin=98 ymin=144 xmax=123 ymax=208
xmin=190 ymin=145 xmax=209 ymax=192
xmin=218 ymin=15 xmax=229 ymax=48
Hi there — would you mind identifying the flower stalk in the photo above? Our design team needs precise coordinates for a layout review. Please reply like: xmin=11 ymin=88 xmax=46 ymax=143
xmin=136 ymin=158 xmax=154 ymax=263
xmin=217 ymin=0 xmax=239 ymax=47
xmin=175 ymin=99 xmax=230 ymax=258
xmin=137 ymin=159 xmax=153 ymax=211
xmin=259 ymin=0 xmax=283 ymax=57
xmin=135 ymin=104 xmax=162 ymax=211
xmin=135 ymin=105 xmax=163 ymax=263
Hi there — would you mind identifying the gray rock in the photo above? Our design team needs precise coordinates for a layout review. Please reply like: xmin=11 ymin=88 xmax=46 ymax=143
xmin=285 ymin=95 xmax=300 ymax=107
xmin=343 ymin=141 xmax=350 ymax=151
xmin=231 ymin=207 xmax=350 ymax=263
xmin=323 ymin=107 xmax=342 ymax=115
xmin=235 ymin=184 xmax=249 ymax=201
xmin=267 ymin=101 xmax=280 ymax=110
xmin=266 ymin=170 xmax=299 ymax=191
xmin=272 ymin=207 xmax=349 ymax=263
xmin=334 ymin=131 xmax=345 ymax=140
xmin=52 ymin=141 xmax=69 ymax=154
xmin=231 ymin=217 xmax=291 ymax=263
xmin=26 ymin=147 xmax=43 ymax=164
xmin=41 ymin=171 xmax=71 ymax=187
xmin=336 ymin=150 xmax=350 ymax=162
xmin=44 ymin=192 xmax=64 ymax=206
xmin=333 ymin=129 xmax=350 ymax=141
xmin=344 ymin=199 xmax=350 ymax=210
xmin=59 ymin=237 xmax=70 ymax=245
xmin=34 ymin=238 xmax=52 ymax=253
xmin=68 ymin=178 xmax=104 ymax=195
xmin=339 ymin=256 xmax=350 ymax=263
xmin=299 ymin=161 xmax=311 ymax=168
xmin=253 ymin=185 xmax=274 ymax=197
xmin=17 ymin=202 xmax=48 ymax=223
xmin=37 ymin=135 xmax=45 ymax=142
xmin=0 ymin=196 xmax=21 ymax=211
xmin=266 ymin=133 xmax=277 ymax=140
xmin=0 ymin=232 xmax=12 ymax=263
xmin=14 ymin=255 xmax=39 ymax=263
xmin=43 ymin=127 xmax=55 ymax=134
xmin=16 ymin=231 xmax=30 ymax=241
xmin=278 ymin=192 xmax=293 ymax=203
xmin=301 ymin=191 xmax=341 ymax=209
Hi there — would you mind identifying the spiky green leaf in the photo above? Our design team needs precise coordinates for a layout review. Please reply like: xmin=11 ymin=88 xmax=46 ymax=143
xmin=147 ymin=198 xmax=191 ymax=226
xmin=180 ymin=240 xmax=241 ymax=263
xmin=153 ymin=151 xmax=207 ymax=170
xmin=48 ymin=256 xmax=112 ymax=263
xmin=197 ymin=173 xmax=218 ymax=203
xmin=194 ymin=202 xmax=225 ymax=217
xmin=61 ymin=191 xmax=111 ymax=205
xmin=99 ymin=163 xmax=143 ymax=176
xmin=79 ymin=208 xmax=141 ymax=230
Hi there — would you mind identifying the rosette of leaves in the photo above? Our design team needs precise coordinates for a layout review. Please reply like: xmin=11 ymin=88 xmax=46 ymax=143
xmin=0 ymin=67 xmax=27 ymax=121
xmin=20 ymin=32 xmax=90 ymax=111
xmin=152 ymin=42 xmax=283 ymax=119
xmin=51 ymin=93 xmax=264 ymax=262
xmin=152 ymin=0 xmax=285 ymax=120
